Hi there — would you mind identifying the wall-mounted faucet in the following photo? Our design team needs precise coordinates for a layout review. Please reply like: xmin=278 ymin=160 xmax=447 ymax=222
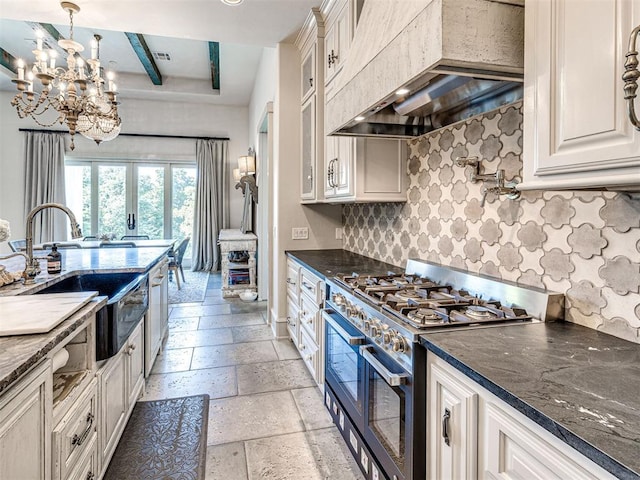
xmin=23 ymin=203 xmax=82 ymax=284
xmin=455 ymin=156 xmax=520 ymax=206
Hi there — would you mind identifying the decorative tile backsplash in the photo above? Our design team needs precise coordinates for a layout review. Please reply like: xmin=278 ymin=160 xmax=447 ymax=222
xmin=342 ymin=102 xmax=640 ymax=343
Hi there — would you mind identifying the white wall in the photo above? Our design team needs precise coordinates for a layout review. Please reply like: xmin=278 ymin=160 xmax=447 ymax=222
xmin=0 ymin=91 xmax=249 ymax=252
xmin=271 ymin=43 xmax=342 ymax=335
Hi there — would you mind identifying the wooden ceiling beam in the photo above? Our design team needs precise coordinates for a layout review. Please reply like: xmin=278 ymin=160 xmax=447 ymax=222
xmin=125 ymin=32 xmax=162 ymax=86
xmin=208 ymin=41 xmax=220 ymax=92
xmin=0 ymin=47 xmax=18 ymax=74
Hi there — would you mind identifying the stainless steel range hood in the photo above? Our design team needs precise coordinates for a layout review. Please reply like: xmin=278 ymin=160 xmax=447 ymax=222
xmin=326 ymin=0 xmax=524 ymax=138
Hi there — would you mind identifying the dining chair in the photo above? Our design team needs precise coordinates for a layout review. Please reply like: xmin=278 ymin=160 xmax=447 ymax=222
xmin=121 ymin=235 xmax=150 ymax=240
xmin=8 ymin=239 xmax=26 ymax=252
xmin=168 ymin=237 xmax=190 ymax=290
xmin=100 ymin=241 xmax=136 ymax=248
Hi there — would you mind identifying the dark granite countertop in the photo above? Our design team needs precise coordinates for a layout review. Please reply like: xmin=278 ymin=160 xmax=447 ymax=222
xmin=286 ymin=249 xmax=402 ymax=280
xmin=421 ymin=322 xmax=640 ymax=479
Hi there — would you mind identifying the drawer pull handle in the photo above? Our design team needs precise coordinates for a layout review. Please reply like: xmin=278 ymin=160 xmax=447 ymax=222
xmin=86 ymin=473 xmax=95 ymax=480
xmin=302 ymin=282 xmax=313 ymax=291
xmin=127 ymin=343 xmax=137 ymax=356
xmin=286 ymin=278 xmax=296 ymax=285
xmin=286 ymin=317 xmax=296 ymax=327
xmin=72 ymin=413 xmax=94 ymax=447
xmin=299 ymin=343 xmax=306 ymax=351
xmin=442 ymin=408 xmax=451 ymax=446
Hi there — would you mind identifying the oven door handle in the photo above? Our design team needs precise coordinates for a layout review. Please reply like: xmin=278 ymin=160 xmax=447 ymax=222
xmin=322 ymin=310 xmax=366 ymax=345
xmin=360 ymin=346 xmax=409 ymax=387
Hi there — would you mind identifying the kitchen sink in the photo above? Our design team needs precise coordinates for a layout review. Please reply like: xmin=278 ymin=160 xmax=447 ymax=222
xmin=34 ymin=272 xmax=149 ymax=360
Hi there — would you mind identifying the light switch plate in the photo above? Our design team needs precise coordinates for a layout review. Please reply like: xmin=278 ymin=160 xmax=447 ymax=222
xmin=335 ymin=227 xmax=343 ymax=240
xmin=292 ymin=227 xmax=309 ymax=240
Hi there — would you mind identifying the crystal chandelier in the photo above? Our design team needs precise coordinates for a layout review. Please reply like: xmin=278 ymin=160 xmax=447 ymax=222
xmin=11 ymin=1 xmax=121 ymax=150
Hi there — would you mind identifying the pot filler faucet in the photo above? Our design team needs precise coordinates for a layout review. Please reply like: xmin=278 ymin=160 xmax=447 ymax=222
xmin=24 ymin=203 xmax=82 ymax=284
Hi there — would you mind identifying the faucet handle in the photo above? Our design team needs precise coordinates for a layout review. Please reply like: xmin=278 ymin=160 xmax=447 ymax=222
xmin=454 ymin=156 xmax=479 ymax=168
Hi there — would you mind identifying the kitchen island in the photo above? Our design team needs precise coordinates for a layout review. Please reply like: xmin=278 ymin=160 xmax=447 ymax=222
xmin=0 ymin=245 xmax=170 ymax=479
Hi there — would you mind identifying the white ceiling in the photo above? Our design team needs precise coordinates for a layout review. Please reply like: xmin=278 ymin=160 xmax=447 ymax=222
xmin=0 ymin=0 xmax=321 ymax=105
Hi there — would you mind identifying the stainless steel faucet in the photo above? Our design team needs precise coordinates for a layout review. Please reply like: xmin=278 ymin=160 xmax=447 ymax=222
xmin=24 ymin=203 xmax=82 ymax=284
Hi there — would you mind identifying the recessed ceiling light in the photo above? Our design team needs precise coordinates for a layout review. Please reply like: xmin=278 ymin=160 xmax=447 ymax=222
xmin=396 ymin=88 xmax=410 ymax=95
xmin=221 ymin=0 xmax=243 ymax=5
xmin=355 ymin=116 xmax=366 ymax=122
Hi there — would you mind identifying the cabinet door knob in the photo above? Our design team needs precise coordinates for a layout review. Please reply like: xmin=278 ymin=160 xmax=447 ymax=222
xmin=309 ymin=77 xmax=313 ymax=87
xmin=442 ymin=408 xmax=451 ymax=446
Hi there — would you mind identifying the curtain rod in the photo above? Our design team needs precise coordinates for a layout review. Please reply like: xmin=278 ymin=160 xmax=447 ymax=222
xmin=18 ymin=128 xmax=230 ymax=141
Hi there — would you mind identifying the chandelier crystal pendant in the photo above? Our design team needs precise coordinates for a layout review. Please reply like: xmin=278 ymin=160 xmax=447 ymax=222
xmin=11 ymin=1 xmax=121 ymax=150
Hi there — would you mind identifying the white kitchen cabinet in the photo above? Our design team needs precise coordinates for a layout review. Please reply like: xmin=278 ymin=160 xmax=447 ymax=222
xmin=323 ymin=0 xmax=351 ymax=88
xmin=145 ymin=256 xmax=169 ymax=377
xmin=286 ymin=257 xmax=326 ymax=387
xmin=325 ymin=137 xmax=408 ymax=203
xmin=296 ymin=8 xmax=326 ymax=204
xmin=0 ymin=360 xmax=52 ymax=480
xmin=52 ymin=378 xmax=97 ymax=480
xmin=428 ymin=356 xmax=478 ymax=480
xmin=97 ymin=321 xmax=144 ymax=477
xmin=427 ymin=354 xmax=617 ymax=480
xmin=522 ymin=0 xmax=640 ymax=190
xmin=482 ymin=401 xmax=615 ymax=480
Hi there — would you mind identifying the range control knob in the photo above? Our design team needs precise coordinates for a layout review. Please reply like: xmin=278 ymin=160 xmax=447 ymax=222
xmin=391 ymin=333 xmax=408 ymax=353
xmin=370 ymin=320 xmax=383 ymax=339
xmin=363 ymin=319 xmax=371 ymax=332
xmin=332 ymin=293 xmax=345 ymax=306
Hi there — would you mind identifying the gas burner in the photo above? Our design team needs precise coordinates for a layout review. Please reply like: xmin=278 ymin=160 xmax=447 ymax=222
xmin=463 ymin=305 xmax=498 ymax=319
xmin=407 ymin=308 xmax=445 ymax=325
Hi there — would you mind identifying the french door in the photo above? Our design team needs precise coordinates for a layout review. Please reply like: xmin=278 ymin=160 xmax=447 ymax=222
xmin=65 ymin=160 xmax=195 ymax=242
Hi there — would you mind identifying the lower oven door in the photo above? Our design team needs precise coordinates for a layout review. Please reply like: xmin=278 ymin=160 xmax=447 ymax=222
xmin=323 ymin=309 xmax=366 ymax=428
xmin=361 ymin=344 xmax=413 ymax=480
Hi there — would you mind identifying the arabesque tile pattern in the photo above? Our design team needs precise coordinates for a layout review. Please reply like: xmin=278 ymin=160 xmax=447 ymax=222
xmin=342 ymin=102 xmax=640 ymax=343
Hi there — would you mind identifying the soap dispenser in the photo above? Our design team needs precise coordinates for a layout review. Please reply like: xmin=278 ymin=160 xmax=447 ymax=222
xmin=47 ymin=243 xmax=62 ymax=274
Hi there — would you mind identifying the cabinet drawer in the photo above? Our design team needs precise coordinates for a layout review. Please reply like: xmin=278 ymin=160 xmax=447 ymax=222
xmin=53 ymin=379 xmax=97 ymax=480
xmin=299 ymin=267 xmax=323 ymax=305
xmin=286 ymin=295 xmax=299 ymax=343
xmin=66 ymin=434 xmax=98 ymax=480
xmin=299 ymin=294 xmax=319 ymax=343
xmin=286 ymin=260 xmax=300 ymax=300
xmin=298 ymin=326 xmax=318 ymax=380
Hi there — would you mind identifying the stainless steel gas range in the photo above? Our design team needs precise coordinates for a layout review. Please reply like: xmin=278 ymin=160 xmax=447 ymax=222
xmin=323 ymin=259 xmax=564 ymax=480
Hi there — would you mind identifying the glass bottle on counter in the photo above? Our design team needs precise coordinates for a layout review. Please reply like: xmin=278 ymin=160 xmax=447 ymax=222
xmin=47 ymin=244 xmax=62 ymax=274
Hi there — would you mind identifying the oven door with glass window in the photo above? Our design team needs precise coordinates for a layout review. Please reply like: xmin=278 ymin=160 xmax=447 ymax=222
xmin=323 ymin=309 xmax=366 ymax=428
xmin=361 ymin=344 xmax=414 ymax=480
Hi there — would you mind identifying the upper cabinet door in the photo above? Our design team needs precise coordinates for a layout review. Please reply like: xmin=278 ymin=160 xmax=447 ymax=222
xmin=301 ymin=95 xmax=316 ymax=201
xmin=301 ymin=46 xmax=316 ymax=103
xmin=522 ymin=0 xmax=640 ymax=190
xmin=325 ymin=1 xmax=351 ymax=86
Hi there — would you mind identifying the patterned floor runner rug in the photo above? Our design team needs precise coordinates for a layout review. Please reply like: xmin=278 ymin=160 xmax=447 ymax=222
xmin=104 ymin=394 xmax=209 ymax=480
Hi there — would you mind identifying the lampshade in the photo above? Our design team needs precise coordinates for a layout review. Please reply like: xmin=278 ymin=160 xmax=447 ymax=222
xmin=238 ymin=155 xmax=255 ymax=175
xmin=233 ymin=168 xmax=241 ymax=182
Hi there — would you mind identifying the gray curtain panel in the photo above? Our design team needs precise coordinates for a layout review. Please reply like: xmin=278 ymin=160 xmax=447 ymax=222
xmin=23 ymin=132 xmax=67 ymax=243
xmin=192 ymin=139 xmax=230 ymax=272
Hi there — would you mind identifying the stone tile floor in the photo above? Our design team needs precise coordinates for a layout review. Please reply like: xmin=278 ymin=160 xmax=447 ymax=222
xmin=142 ymin=274 xmax=363 ymax=480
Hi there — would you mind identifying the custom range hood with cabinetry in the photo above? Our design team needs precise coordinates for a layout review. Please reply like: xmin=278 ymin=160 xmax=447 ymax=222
xmin=326 ymin=0 xmax=524 ymax=138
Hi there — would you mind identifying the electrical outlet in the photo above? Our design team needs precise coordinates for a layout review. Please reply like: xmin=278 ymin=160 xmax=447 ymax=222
xmin=292 ymin=227 xmax=309 ymax=240
xmin=335 ymin=227 xmax=343 ymax=240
